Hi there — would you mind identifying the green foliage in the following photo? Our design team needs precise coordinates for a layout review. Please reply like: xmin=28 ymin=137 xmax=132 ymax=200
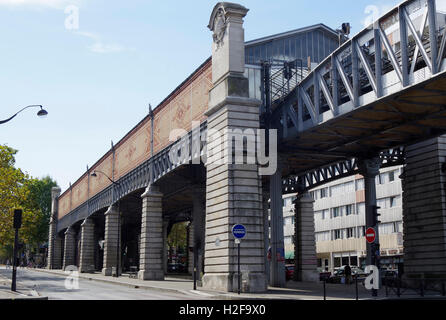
xmin=0 ymin=145 xmax=57 ymax=254
xmin=167 ymin=222 xmax=188 ymax=251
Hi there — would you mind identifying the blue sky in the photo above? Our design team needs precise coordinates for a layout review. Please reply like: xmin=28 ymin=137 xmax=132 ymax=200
xmin=0 ymin=0 xmax=402 ymax=192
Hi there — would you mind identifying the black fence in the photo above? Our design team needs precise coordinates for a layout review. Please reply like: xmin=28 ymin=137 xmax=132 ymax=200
xmin=385 ymin=278 xmax=446 ymax=298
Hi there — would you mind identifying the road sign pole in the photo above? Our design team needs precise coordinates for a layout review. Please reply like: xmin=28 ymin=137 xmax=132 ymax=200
xmin=11 ymin=209 xmax=22 ymax=292
xmin=11 ymin=228 xmax=18 ymax=292
xmin=232 ymin=224 xmax=246 ymax=295
xmin=238 ymin=241 xmax=241 ymax=295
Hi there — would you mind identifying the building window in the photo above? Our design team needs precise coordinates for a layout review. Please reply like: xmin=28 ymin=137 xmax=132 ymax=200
xmin=389 ymin=171 xmax=395 ymax=182
xmin=332 ymin=207 xmax=341 ymax=218
xmin=322 ymin=209 xmax=329 ymax=220
xmin=345 ymin=204 xmax=354 ymax=216
xmin=390 ymin=196 xmax=396 ymax=208
xmin=334 ymin=257 xmax=341 ymax=268
xmin=377 ymin=198 xmax=387 ymax=209
xmin=355 ymin=179 xmax=364 ymax=191
xmin=320 ymin=188 xmax=328 ymax=199
xmin=356 ymin=203 xmax=365 ymax=215
xmin=350 ymin=256 xmax=358 ymax=266
xmin=346 ymin=227 xmax=355 ymax=238
xmin=334 ymin=229 xmax=343 ymax=240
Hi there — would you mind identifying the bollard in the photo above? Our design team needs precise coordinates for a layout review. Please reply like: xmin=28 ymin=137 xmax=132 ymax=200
xmin=420 ymin=278 xmax=424 ymax=297
xmin=397 ymin=278 xmax=401 ymax=297
xmin=323 ymin=279 xmax=326 ymax=300
xmin=440 ymin=280 xmax=445 ymax=296
xmin=355 ymin=275 xmax=359 ymax=300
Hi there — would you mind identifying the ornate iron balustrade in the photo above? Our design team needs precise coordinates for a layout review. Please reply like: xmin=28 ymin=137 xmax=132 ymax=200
xmin=56 ymin=122 xmax=207 ymax=232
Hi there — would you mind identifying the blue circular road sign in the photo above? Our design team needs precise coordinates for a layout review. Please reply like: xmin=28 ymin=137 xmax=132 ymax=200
xmin=232 ymin=224 xmax=246 ymax=239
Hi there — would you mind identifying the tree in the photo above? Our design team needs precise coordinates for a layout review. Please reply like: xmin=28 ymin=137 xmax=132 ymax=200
xmin=0 ymin=145 xmax=57 ymax=260
xmin=25 ymin=176 xmax=57 ymax=248
xmin=0 ymin=145 xmax=29 ymax=249
xmin=167 ymin=222 xmax=188 ymax=250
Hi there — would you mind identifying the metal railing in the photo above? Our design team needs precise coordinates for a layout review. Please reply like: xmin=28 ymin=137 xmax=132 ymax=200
xmin=271 ymin=0 xmax=446 ymax=140
xmin=385 ymin=277 xmax=446 ymax=298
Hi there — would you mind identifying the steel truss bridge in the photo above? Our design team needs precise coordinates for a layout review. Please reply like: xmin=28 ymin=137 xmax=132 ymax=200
xmin=58 ymin=0 xmax=446 ymax=231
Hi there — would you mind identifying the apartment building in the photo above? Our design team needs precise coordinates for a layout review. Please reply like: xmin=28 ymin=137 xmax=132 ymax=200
xmin=283 ymin=165 xmax=404 ymax=273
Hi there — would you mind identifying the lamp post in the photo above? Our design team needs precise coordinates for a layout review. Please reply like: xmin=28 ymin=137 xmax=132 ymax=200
xmin=90 ymin=170 xmax=121 ymax=277
xmin=1 ymin=105 xmax=48 ymax=125
xmin=11 ymin=209 xmax=22 ymax=292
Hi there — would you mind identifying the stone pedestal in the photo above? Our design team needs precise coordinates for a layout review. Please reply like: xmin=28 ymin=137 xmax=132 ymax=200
xmin=138 ymin=185 xmax=164 ymax=280
xmin=402 ymin=136 xmax=446 ymax=279
xmin=63 ymin=226 xmax=76 ymax=270
xmin=79 ymin=218 xmax=95 ymax=273
xmin=293 ymin=193 xmax=318 ymax=282
xmin=202 ymin=3 xmax=267 ymax=293
xmin=102 ymin=205 xmax=121 ymax=276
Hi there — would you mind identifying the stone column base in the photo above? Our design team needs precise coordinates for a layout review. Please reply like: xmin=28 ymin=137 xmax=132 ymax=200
xmin=102 ymin=267 xmax=121 ymax=276
xmin=79 ymin=265 xmax=95 ymax=273
xmin=203 ymin=272 xmax=267 ymax=293
xmin=138 ymin=270 xmax=164 ymax=281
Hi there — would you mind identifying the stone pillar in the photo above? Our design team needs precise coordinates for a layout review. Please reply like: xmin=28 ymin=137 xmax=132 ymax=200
xmin=293 ymin=193 xmax=318 ymax=282
xmin=62 ymin=226 xmax=76 ymax=270
xmin=402 ymin=136 xmax=446 ymax=279
xmin=48 ymin=186 xmax=62 ymax=269
xmin=102 ymin=205 xmax=121 ymax=276
xmin=192 ymin=188 xmax=206 ymax=283
xmin=358 ymin=158 xmax=382 ymax=266
xmin=269 ymin=170 xmax=286 ymax=287
xmin=79 ymin=218 xmax=95 ymax=273
xmin=138 ymin=185 xmax=164 ymax=280
xmin=202 ymin=2 xmax=267 ymax=293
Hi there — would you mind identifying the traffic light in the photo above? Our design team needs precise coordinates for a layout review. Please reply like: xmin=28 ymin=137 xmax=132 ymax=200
xmin=372 ymin=205 xmax=381 ymax=225
xmin=13 ymin=209 xmax=22 ymax=229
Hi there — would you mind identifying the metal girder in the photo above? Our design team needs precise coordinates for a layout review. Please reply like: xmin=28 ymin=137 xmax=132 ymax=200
xmin=283 ymin=147 xmax=405 ymax=194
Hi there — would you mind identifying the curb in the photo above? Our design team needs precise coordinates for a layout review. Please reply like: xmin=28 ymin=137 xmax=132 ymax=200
xmin=30 ymin=268 xmax=225 ymax=299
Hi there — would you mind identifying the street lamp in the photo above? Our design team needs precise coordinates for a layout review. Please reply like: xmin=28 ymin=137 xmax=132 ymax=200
xmin=0 ymin=105 xmax=48 ymax=125
xmin=90 ymin=170 xmax=121 ymax=278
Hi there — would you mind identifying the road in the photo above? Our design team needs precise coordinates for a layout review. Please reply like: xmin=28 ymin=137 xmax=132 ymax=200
xmin=0 ymin=267 xmax=207 ymax=300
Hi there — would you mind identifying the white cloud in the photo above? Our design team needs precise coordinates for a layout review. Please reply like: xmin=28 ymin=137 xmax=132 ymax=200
xmin=74 ymin=31 xmax=99 ymax=41
xmin=88 ymin=42 xmax=127 ymax=54
xmin=0 ymin=0 xmax=79 ymax=8
xmin=73 ymin=31 xmax=134 ymax=54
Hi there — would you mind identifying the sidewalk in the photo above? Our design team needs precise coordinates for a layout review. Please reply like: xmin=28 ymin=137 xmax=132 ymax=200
xmin=30 ymin=268 xmax=383 ymax=300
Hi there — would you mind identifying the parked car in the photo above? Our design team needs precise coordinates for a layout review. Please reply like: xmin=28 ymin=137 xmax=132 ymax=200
xmin=167 ymin=263 xmax=186 ymax=273
xmin=327 ymin=266 xmax=366 ymax=283
xmin=285 ymin=265 xmax=294 ymax=280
